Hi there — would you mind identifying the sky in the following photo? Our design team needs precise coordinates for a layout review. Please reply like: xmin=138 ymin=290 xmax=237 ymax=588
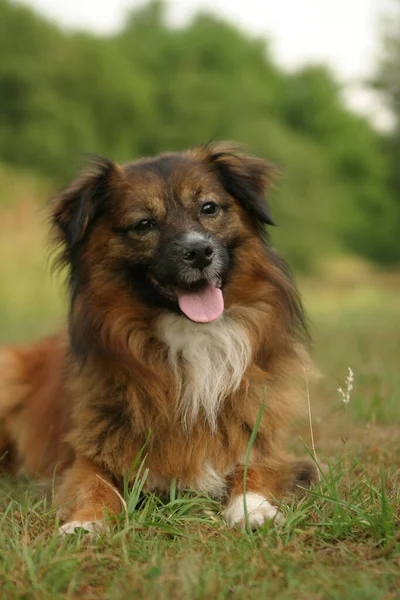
xmin=18 ymin=0 xmax=395 ymax=130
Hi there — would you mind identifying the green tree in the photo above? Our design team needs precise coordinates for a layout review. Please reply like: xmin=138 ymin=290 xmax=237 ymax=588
xmin=0 ymin=0 xmax=397 ymax=269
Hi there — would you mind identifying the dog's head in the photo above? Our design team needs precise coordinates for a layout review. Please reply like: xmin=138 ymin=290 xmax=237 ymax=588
xmin=52 ymin=142 xmax=276 ymax=325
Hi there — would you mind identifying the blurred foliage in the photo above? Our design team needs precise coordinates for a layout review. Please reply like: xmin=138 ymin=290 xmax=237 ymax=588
xmin=0 ymin=0 xmax=399 ymax=270
xmin=372 ymin=0 xmax=400 ymax=264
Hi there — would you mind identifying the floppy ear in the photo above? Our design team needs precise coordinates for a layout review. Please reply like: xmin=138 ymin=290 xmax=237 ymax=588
xmin=51 ymin=156 xmax=118 ymax=248
xmin=197 ymin=141 xmax=276 ymax=226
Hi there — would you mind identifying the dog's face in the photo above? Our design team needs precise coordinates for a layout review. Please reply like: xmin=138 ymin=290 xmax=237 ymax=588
xmin=52 ymin=143 xmax=275 ymax=324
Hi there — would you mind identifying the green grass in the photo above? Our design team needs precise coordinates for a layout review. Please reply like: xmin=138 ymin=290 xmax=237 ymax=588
xmin=0 ymin=453 xmax=399 ymax=599
xmin=0 ymin=200 xmax=399 ymax=599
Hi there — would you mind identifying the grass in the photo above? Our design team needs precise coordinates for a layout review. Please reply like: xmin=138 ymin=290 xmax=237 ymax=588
xmin=0 ymin=172 xmax=63 ymax=343
xmin=0 ymin=197 xmax=399 ymax=599
xmin=1 ymin=454 xmax=398 ymax=599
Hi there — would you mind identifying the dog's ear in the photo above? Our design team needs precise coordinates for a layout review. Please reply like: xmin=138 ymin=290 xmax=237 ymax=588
xmin=51 ymin=156 xmax=119 ymax=247
xmin=196 ymin=141 xmax=277 ymax=226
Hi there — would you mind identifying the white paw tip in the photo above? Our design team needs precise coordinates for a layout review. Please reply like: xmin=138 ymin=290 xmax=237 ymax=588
xmin=59 ymin=520 xmax=107 ymax=537
xmin=224 ymin=493 xmax=284 ymax=529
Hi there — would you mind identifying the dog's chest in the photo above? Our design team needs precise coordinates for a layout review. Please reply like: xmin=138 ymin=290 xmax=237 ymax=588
xmin=155 ymin=313 xmax=251 ymax=430
xmin=145 ymin=461 xmax=230 ymax=499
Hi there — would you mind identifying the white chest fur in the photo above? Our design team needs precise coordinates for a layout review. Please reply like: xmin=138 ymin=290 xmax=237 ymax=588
xmin=156 ymin=313 xmax=251 ymax=430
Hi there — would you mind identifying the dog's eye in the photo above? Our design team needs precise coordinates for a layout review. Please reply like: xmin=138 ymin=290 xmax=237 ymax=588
xmin=132 ymin=219 xmax=156 ymax=232
xmin=200 ymin=201 xmax=219 ymax=216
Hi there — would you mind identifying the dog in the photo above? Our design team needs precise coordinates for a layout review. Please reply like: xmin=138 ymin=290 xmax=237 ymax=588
xmin=0 ymin=142 xmax=315 ymax=534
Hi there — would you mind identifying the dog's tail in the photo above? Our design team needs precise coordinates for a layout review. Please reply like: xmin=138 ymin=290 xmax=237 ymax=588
xmin=282 ymin=457 xmax=319 ymax=495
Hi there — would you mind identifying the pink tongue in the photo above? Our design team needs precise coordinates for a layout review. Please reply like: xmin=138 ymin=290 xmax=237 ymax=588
xmin=177 ymin=286 xmax=224 ymax=323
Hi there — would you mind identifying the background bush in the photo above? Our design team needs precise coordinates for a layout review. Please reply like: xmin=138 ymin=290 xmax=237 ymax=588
xmin=0 ymin=0 xmax=399 ymax=270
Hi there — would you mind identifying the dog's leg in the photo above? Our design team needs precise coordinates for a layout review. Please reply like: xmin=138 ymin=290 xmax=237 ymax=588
xmin=56 ymin=456 xmax=122 ymax=536
xmin=223 ymin=464 xmax=284 ymax=529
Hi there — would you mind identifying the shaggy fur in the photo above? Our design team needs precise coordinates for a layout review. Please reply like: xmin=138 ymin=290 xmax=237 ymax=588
xmin=0 ymin=142 xmax=315 ymax=532
xmin=156 ymin=313 xmax=251 ymax=431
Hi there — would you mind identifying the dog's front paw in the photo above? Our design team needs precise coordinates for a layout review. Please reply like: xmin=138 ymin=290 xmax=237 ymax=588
xmin=224 ymin=493 xmax=284 ymax=529
xmin=59 ymin=520 xmax=108 ymax=537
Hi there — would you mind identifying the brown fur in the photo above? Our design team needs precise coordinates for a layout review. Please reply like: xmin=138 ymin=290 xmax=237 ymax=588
xmin=0 ymin=142 xmax=315 ymax=529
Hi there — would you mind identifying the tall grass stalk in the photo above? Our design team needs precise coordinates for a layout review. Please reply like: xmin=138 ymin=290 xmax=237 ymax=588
xmin=303 ymin=366 xmax=321 ymax=483
xmin=243 ymin=391 xmax=266 ymax=532
xmin=338 ymin=368 xmax=354 ymax=498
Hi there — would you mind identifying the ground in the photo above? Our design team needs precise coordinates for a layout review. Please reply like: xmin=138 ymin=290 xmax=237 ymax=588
xmin=0 ymin=195 xmax=399 ymax=599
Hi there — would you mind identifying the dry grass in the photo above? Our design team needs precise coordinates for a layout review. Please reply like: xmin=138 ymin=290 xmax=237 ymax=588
xmin=0 ymin=172 xmax=63 ymax=342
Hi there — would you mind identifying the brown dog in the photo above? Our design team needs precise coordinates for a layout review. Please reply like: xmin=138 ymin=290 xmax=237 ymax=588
xmin=0 ymin=142 xmax=314 ymax=534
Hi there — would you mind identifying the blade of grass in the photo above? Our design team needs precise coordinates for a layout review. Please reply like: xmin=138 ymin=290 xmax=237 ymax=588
xmin=243 ymin=390 xmax=266 ymax=533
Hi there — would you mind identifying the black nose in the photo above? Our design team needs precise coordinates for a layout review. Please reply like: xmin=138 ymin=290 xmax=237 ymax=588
xmin=182 ymin=239 xmax=214 ymax=269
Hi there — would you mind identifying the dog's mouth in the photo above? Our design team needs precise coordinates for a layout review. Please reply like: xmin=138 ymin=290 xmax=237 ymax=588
xmin=148 ymin=275 xmax=224 ymax=323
